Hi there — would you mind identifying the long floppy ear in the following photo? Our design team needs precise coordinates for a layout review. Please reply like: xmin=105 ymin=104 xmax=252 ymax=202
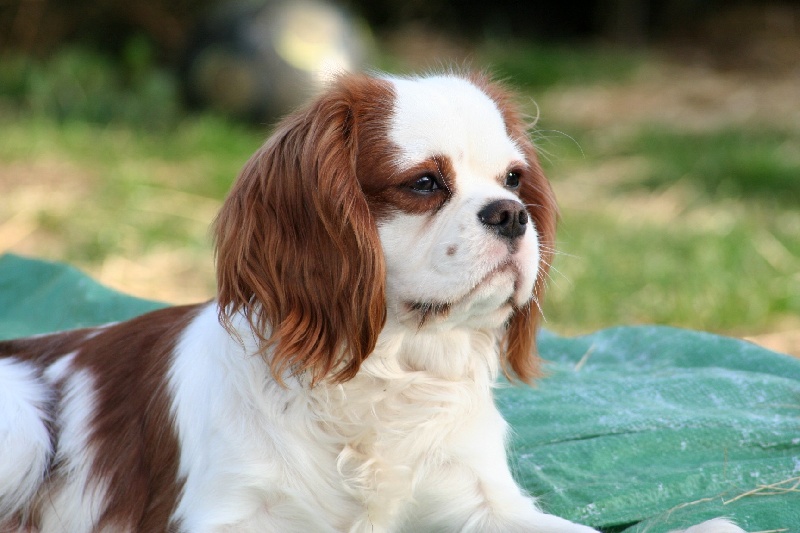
xmin=214 ymin=76 xmax=387 ymax=385
xmin=473 ymin=73 xmax=559 ymax=383
xmin=504 ymin=141 xmax=557 ymax=383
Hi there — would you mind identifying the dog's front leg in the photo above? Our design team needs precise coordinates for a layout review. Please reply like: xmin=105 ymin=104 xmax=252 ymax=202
xmin=407 ymin=461 xmax=599 ymax=533
xmin=404 ymin=407 xmax=599 ymax=533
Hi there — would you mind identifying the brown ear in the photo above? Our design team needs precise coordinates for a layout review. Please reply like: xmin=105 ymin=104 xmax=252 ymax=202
xmin=472 ymin=72 xmax=558 ymax=383
xmin=214 ymin=76 xmax=387 ymax=385
xmin=503 ymin=145 xmax=557 ymax=383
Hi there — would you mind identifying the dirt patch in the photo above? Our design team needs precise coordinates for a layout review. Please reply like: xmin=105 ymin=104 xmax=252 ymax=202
xmin=95 ymin=247 xmax=216 ymax=305
xmin=745 ymin=329 xmax=800 ymax=358
xmin=1 ymin=158 xmax=216 ymax=304
xmin=0 ymin=159 xmax=95 ymax=255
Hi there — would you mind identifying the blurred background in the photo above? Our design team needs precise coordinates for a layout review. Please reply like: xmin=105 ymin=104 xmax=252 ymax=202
xmin=1 ymin=0 xmax=798 ymax=355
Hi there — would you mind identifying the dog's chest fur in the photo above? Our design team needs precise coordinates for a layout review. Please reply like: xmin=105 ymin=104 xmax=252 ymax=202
xmin=170 ymin=309 xmax=503 ymax=531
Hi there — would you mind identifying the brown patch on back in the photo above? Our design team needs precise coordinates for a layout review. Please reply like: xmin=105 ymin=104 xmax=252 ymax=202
xmin=0 ymin=327 xmax=102 ymax=365
xmin=74 ymin=304 xmax=199 ymax=531
xmin=1 ymin=327 xmax=103 ymax=477
xmin=2 ymin=305 xmax=200 ymax=531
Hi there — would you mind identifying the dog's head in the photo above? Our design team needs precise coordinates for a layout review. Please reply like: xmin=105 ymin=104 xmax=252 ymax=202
xmin=214 ymin=72 xmax=557 ymax=385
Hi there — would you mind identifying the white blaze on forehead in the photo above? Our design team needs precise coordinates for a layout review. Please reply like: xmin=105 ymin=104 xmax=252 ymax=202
xmin=386 ymin=75 xmax=524 ymax=174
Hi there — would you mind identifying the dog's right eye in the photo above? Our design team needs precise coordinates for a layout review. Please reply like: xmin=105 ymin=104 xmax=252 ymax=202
xmin=410 ymin=174 xmax=440 ymax=193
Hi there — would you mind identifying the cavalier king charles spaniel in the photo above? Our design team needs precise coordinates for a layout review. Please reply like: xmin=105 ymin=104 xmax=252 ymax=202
xmin=1 ymin=73 xmax=742 ymax=533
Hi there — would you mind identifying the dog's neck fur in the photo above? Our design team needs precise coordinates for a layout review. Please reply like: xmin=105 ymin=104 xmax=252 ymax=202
xmin=201 ymin=302 xmax=504 ymax=529
xmin=312 ymin=324 xmax=503 ymax=529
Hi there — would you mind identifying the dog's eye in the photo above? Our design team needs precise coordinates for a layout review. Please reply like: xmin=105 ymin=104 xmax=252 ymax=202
xmin=505 ymin=171 xmax=521 ymax=189
xmin=411 ymin=174 xmax=440 ymax=193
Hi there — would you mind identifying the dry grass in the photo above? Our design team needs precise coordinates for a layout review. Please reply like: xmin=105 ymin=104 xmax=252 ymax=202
xmin=0 ymin=157 xmax=218 ymax=304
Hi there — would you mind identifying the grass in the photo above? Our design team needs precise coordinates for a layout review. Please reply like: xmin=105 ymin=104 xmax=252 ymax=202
xmin=622 ymin=128 xmax=800 ymax=204
xmin=1 ymin=117 xmax=261 ymax=247
xmin=479 ymin=40 xmax=644 ymax=89
xmin=546 ymin=206 xmax=800 ymax=335
xmin=1 ymin=44 xmax=798 ymax=345
xmin=0 ymin=82 xmax=263 ymax=300
xmin=0 ymin=39 xmax=180 ymax=130
xmin=534 ymin=116 xmax=800 ymax=338
xmin=534 ymin=118 xmax=800 ymax=338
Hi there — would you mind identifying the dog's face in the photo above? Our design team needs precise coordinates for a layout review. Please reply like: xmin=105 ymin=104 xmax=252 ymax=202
xmin=214 ymin=72 xmax=556 ymax=384
xmin=376 ymin=75 xmax=540 ymax=330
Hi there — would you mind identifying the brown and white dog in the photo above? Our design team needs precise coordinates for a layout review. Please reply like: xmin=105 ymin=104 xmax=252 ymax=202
xmin=0 ymin=73 xmax=742 ymax=533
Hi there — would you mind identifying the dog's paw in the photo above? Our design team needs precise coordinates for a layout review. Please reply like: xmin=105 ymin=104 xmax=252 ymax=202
xmin=669 ymin=518 xmax=746 ymax=533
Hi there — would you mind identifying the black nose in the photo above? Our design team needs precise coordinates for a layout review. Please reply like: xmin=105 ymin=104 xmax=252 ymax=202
xmin=477 ymin=199 xmax=528 ymax=240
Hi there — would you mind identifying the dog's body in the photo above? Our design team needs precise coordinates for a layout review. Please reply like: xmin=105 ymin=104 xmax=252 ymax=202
xmin=2 ymin=301 xmax=596 ymax=532
xmin=0 ymin=73 xmax=742 ymax=533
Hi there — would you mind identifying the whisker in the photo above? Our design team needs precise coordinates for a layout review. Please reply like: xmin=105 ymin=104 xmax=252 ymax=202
xmin=432 ymin=155 xmax=452 ymax=194
xmin=545 ymin=264 xmax=571 ymax=286
xmin=540 ymin=247 xmax=577 ymax=260
xmin=529 ymin=128 xmax=585 ymax=166
xmin=521 ymin=202 xmax=559 ymax=217
xmin=536 ymin=261 xmax=561 ymax=289
xmin=521 ymin=99 xmax=542 ymax=130
xmin=529 ymin=292 xmax=547 ymax=323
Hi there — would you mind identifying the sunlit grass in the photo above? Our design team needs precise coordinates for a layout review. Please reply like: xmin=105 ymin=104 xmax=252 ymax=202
xmin=534 ymin=119 xmax=800 ymax=337
xmin=545 ymin=205 xmax=800 ymax=336
xmin=0 ymin=117 xmax=262 ymax=278
xmin=620 ymin=128 xmax=800 ymax=204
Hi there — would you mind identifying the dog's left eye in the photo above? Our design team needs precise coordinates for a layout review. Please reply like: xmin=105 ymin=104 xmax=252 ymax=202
xmin=410 ymin=174 xmax=441 ymax=193
xmin=505 ymin=171 xmax=521 ymax=189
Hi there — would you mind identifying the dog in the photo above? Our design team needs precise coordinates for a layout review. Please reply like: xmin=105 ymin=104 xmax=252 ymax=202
xmin=1 ymin=72 xmax=742 ymax=532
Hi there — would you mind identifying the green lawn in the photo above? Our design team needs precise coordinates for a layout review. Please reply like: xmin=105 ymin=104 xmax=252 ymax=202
xmin=533 ymin=121 xmax=800 ymax=338
xmin=1 ymin=44 xmax=798 ymax=344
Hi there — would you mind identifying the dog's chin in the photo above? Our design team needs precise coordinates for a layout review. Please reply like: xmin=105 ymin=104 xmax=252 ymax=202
xmin=398 ymin=265 xmax=532 ymax=330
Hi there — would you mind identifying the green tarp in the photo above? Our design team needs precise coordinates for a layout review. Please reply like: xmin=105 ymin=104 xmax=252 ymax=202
xmin=1 ymin=253 xmax=798 ymax=532
xmin=507 ymin=329 xmax=800 ymax=531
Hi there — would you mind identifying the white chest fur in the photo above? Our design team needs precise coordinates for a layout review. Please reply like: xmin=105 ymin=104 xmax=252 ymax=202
xmin=168 ymin=307 xmax=514 ymax=532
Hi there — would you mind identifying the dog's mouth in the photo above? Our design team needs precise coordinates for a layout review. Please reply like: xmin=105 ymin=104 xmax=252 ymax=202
xmin=405 ymin=260 xmax=520 ymax=326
